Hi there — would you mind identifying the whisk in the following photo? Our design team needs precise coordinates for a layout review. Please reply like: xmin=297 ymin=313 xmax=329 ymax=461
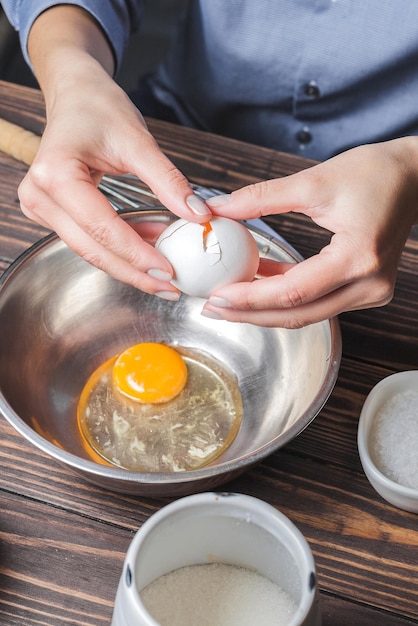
xmin=99 ymin=173 xmax=281 ymax=242
xmin=0 ymin=116 xmax=279 ymax=239
xmin=0 ymin=116 xmax=217 ymax=205
xmin=99 ymin=173 xmax=223 ymax=212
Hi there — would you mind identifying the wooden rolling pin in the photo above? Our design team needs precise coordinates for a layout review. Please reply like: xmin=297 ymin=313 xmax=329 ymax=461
xmin=0 ymin=118 xmax=41 ymax=166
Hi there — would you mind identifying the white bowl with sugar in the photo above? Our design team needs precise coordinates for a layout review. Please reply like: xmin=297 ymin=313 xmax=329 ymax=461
xmin=358 ymin=370 xmax=418 ymax=513
xmin=111 ymin=492 xmax=321 ymax=626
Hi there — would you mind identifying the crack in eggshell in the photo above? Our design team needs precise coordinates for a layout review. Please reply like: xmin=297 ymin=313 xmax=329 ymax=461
xmin=204 ymin=228 xmax=222 ymax=265
xmin=160 ymin=220 xmax=223 ymax=266
xmin=157 ymin=220 xmax=189 ymax=244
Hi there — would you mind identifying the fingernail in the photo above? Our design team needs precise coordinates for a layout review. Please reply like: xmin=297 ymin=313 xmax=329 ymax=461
xmin=208 ymin=296 xmax=232 ymax=308
xmin=147 ymin=268 xmax=173 ymax=282
xmin=186 ymin=194 xmax=211 ymax=216
xmin=201 ymin=309 xmax=223 ymax=320
xmin=155 ymin=291 xmax=180 ymax=301
xmin=206 ymin=194 xmax=231 ymax=207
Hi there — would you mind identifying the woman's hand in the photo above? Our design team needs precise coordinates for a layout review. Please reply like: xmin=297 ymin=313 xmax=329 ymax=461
xmin=203 ymin=139 xmax=418 ymax=327
xmin=18 ymin=6 xmax=211 ymax=298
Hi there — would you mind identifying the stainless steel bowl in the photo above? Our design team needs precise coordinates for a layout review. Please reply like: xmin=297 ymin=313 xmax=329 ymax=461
xmin=0 ymin=209 xmax=341 ymax=496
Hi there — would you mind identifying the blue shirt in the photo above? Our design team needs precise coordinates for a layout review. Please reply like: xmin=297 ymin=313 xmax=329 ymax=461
xmin=4 ymin=0 xmax=418 ymax=161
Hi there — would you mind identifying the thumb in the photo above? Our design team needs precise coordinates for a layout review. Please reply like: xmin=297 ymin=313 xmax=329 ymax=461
xmin=206 ymin=168 xmax=318 ymax=220
xmin=130 ymin=135 xmax=212 ymax=222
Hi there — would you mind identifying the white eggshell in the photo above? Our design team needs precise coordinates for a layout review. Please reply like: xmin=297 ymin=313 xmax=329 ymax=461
xmin=155 ymin=217 xmax=259 ymax=298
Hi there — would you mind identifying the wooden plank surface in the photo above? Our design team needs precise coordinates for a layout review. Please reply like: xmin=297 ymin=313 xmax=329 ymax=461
xmin=0 ymin=80 xmax=417 ymax=625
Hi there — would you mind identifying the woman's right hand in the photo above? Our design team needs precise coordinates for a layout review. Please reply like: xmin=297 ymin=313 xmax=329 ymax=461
xmin=18 ymin=5 xmax=211 ymax=297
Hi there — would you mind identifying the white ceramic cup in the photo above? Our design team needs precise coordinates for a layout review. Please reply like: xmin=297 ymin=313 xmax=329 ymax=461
xmin=111 ymin=492 xmax=321 ymax=626
xmin=358 ymin=370 xmax=418 ymax=513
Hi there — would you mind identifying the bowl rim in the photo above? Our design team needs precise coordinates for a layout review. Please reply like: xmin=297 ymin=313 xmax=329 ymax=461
xmin=357 ymin=370 xmax=418 ymax=500
xmin=0 ymin=210 xmax=342 ymax=486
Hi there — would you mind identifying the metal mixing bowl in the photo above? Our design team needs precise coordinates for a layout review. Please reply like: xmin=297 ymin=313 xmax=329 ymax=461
xmin=0 ymin=209 xmax=341 ymax=496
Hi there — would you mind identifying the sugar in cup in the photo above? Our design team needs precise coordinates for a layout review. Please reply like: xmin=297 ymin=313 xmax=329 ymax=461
xmin=111 ymin=492 xmax=321 ymax=626
xmin=358 ymin=370 xmax=418 ymax=513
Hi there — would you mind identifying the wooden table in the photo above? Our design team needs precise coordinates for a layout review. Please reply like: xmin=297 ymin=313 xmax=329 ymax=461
xmin=0 ymin=80 xmax=417 ymax=626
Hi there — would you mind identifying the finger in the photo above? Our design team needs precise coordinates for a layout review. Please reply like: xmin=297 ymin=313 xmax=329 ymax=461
xmin=206 ymin=167 xmax=321 ymax=220
xmin=19 ymin=184 xmax=180 ymax=296
xmin=202 ymin=277 xmax=391 ymax=329
xmin=20 ymin=165 xmax=176 ymax=276
xmin=210 ymin=244 xmax=353 ymax=312
xmin=129 ymin=220 xmax=168 ymax=244
xmin=202 ymin=239 xmax=394 ymax=327
xmin=223 ymin=234 xmax=393 ymax=314
xmin=257 ymin=258 xmax=296 ymax=278
xmin=123 ymin=130 xmax=212 ymax=222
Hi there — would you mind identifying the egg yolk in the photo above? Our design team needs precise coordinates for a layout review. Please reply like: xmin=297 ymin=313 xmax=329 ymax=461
xmin=202 ymin=221 xmax=212 ymax=238
xmin=202 ymin=221 xmax=213 ymax=249
xmin=112 ymin=342 xmax=188 ymax=404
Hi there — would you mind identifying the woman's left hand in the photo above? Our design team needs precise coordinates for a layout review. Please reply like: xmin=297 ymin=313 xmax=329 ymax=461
xmin=203 ymin=139 xmax=418 ymax=328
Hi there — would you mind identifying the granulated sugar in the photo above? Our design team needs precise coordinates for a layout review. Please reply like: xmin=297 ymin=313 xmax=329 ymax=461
xmin=370 ymin=390 xmax=418 ymax=489
xmin=140 ymin=562 xmax=298 ymax=626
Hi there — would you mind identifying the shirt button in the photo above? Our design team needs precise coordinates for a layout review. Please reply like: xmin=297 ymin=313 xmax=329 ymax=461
xmin=296 ymin=128 xmax=312 ymax=144
xmin=303 ymin=81 xmax=320 ymax=98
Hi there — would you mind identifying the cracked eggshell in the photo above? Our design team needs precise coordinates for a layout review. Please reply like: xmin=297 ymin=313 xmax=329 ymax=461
xmin=155 ymin=217 xmax=260 ymax=298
